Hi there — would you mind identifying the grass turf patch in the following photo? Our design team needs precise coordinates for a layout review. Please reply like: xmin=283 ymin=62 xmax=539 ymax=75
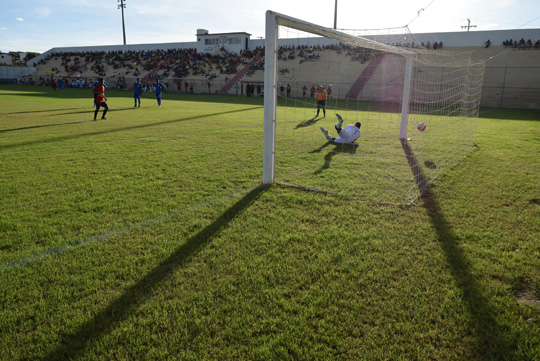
xmin=0 ymin=85 xmax=539 ymax=360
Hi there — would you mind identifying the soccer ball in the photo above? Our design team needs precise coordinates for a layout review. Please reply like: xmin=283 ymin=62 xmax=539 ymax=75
xmin=417 ymin=122 xmax=427 ymax=131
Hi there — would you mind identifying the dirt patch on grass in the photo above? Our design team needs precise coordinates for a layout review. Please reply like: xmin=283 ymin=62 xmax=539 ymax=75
xmin=515 ymin=280 xmax=540 ymax=309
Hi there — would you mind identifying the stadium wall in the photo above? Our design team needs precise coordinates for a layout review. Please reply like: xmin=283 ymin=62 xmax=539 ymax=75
xmin=248 ymin=28 xmax=540 ymax=50
xmin=28 ymin=42 xmax=196 ymax=67
xmin=377 ymin=28 xmax=539 ymax=48
xmin=25 ymin=27 xmax=540 ymax=108
xmin=29 ymin=27 xmax=540 ymax=67
xmin=0 ymin=66 xmax=36 ymax=83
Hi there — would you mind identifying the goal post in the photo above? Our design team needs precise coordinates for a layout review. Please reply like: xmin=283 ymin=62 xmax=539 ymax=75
xmin=399 ymin=57 xmax=414 ymax=141
xmin=262 ymin=10 xmax=484 ymax=203
xmin=262 ymin=11 xmax=278 ymax=185
xmin=263 ymin=11 xmax=416 ymax=185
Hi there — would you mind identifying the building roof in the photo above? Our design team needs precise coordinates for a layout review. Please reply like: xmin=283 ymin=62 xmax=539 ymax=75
xmin=196 ymin=32 xmax=251 ymax=37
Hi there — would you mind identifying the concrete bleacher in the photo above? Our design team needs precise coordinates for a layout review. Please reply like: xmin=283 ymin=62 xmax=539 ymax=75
xmin=32 ymin=49 xmax=259 ymax=93
xmin=468 ymin=45 xmax=540 ymax=108
xmin=273 ymin=50 xmax=376 ymax=99
xmin=31 ymin=40 xmax=540 ymax=108
xmin=393 ymin=45 xmax=540 ymax=109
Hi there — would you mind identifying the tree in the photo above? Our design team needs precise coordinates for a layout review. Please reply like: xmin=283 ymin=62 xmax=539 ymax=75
xmin=24 ymin=52 xmax=40 ymax=63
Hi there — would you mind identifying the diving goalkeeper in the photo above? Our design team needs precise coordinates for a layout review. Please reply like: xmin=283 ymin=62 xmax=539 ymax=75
xmin=320 ymin=114 xmax=361 ymax=144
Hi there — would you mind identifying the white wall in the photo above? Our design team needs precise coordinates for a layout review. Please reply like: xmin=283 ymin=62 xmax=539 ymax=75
xmin=0 ymin=53 xmax=13 ymax=65
xmin=28 ymin=42 xmax=196 ymax=67
xmin=0 ymin=66 xmax=36 ymax=80
xmin=28 ymin=27 xmax=540 ymax=68
xmin=409 ymin=28 xmax=540 ymax=48
xmin=247 ymin=28 xmax=540 ymax=50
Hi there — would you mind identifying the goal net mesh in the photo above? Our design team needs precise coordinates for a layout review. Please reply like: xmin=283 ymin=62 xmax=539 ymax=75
xmin=264 ymin=12 xmax=485 ymax=204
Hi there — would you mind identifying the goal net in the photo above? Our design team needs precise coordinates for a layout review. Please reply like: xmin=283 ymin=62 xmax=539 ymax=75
xmin=262 ymin=11 xmax=485 ymax=204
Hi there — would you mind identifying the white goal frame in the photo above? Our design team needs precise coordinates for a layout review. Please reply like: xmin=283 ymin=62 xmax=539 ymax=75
xmin=262 ymin=11 xmax=414 ymax=185
xmin=262 ymin=10 xmax=483 ymax=203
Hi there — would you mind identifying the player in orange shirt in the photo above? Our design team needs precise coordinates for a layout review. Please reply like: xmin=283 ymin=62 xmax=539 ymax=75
xmin=315 ymin=85 xmax=327 ymax=118
xmin=92 ymin=78 xmax=109 ymax=121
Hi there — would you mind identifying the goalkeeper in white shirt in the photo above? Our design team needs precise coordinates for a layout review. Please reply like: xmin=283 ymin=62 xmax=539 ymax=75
xmin=320 ymin=114 xmax=361 ymax=144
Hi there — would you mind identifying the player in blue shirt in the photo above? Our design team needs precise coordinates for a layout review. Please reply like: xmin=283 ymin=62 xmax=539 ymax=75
xmin=57 ymin=77 xmax=64 ymax=91
xmin=132 ymin=78 xmax=143 ymax=107
xmin=154 ymin=81 xmax=165 ymax=107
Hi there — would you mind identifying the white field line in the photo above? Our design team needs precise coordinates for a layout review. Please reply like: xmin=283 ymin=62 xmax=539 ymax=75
xmin=0 ymin=187 xmax=253 ymax=273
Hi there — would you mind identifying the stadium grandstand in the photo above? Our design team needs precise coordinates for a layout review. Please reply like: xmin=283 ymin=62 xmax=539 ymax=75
xmin=8 ymin=27 xmax=540 ymax=109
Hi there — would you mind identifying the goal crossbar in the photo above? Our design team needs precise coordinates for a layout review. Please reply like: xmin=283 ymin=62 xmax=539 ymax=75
xmin=269 ymin=11 xmax=417 ymax=57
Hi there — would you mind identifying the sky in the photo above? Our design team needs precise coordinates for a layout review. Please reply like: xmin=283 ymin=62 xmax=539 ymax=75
xmin=1 ymin=0 xmax=539 ymax=53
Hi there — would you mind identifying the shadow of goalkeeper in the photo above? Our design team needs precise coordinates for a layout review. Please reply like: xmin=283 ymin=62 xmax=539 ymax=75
xmin=311 ymin=142 xmax=358 ymax=175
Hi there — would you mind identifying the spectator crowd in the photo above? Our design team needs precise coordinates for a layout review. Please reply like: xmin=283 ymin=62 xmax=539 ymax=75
xmin=29 ymin=35 xmax=538 ymax=93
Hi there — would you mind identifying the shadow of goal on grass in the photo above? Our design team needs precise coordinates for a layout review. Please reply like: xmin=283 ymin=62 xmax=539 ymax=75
xmin=402 ymin=139 xmax=517 ymax=358
xmin=295 ymin=116 xmax=323 ymax=129
xmin=0 ymin=120 xmax=86 ymax=133
xmin=41 ymin=184 xmax=268 ymax=361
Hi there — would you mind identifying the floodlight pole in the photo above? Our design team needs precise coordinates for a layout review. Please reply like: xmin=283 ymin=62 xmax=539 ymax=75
xmin=118 ymin=0 xmax=127 ymax=45
xmin=334 ymin=0 xmax=338 ymax=29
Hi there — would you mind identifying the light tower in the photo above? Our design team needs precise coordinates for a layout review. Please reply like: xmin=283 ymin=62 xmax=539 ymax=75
xmin=118 ymin=0 xmax=127 ymax=45
xmin=333 ymin=0 xmax=338 ymax=29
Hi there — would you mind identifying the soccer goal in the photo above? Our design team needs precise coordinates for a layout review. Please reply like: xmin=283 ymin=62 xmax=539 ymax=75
xmin=262 ymin=11 xmax=485 ymax=204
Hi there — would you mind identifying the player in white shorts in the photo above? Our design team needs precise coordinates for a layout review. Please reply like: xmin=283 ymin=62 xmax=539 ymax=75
xmin=320 ymin=114 xmax=361 ymax=144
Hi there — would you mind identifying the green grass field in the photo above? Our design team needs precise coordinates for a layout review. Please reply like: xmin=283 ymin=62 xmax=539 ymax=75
xmin=274 ymin=95 xmax=479 ymax=203
xmin=1 ymin=85 xmax=539 ymax=360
